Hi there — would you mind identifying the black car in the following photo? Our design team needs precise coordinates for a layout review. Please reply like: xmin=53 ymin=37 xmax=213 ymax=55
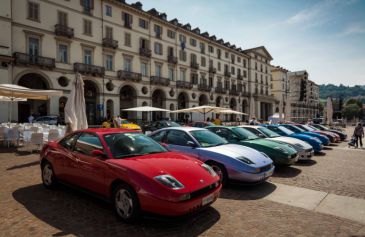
xmin=311 ymin=124 xmax=347 ymax=141
xmin=142 ymin=120 xmax=181 ymax=132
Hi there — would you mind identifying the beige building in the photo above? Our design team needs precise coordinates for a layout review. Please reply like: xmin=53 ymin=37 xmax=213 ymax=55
xmin=271 ymin=66 xmax=290 ymax=116
xmin=287 ymin=70 xmax=320 ymax=121
xmin=0 ymin=0 xmax=276 ymax=124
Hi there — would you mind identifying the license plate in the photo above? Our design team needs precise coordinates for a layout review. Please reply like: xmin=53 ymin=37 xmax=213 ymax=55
xmin=202 ymin=193 xmax=214 ymax=206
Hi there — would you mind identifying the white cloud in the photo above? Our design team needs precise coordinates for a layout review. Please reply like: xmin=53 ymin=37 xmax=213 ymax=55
xmin=337 ymin=23 xmax=365 ymax=37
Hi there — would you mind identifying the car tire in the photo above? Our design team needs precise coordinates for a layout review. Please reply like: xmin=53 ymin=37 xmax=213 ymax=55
xmin=41 ymin=161 xmax=57 ymax=189
xmin=112 ymin=183 xmax=140 ymax=223
xmin=206 ymin=161 xmax=228 ymax=186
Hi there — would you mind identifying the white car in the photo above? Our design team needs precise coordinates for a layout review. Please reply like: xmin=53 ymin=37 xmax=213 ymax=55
xmin=240 ymin=125 xmax=314 ymax=160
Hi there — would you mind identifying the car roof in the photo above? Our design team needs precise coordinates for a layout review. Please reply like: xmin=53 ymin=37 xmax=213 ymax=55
xmin=76 ymin=128 xmax=139 ymax=135
xmin=160 ymin=126 xmax=205 ymax=132
xmin=239 ymin=125 xmax=260 ymax=129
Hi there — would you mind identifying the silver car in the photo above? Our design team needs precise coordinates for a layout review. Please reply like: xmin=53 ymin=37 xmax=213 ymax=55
xmin=240 ymin=125 xmax=314 ymax=160
xmin=149 ymin=127 xmax=274 ymax=185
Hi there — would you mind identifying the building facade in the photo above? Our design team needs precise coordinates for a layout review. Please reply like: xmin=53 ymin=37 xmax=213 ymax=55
xmin=271 ymin=66 xmax=289 ymax=117
xmin=0 ymin=0 xmax=276 ymax=124
xmin=287 ymin=70 xmax=320 ymax=122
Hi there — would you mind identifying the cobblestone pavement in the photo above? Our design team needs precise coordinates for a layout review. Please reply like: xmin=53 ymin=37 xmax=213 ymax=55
xmin=1 ymin=127 xmax=365 ymax=237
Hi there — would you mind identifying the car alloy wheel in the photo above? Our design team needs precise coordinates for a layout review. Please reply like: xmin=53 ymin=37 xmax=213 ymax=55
xmin=206 ymin=162 xmax=227 ymax=186
xmin=113 ymin=184 xmax=140 ymax=223
xmin=41 ymin=161 xmax=57 ymax=189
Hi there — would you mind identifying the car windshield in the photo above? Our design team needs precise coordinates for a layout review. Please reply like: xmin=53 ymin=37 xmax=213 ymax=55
xmin=285 ymin=125 xmax=304 ymax=133
xmin=278 ymin=126 xmax=294 ymax=135
xmin=302 ymin=125 xmax=315 ymax=131
xmin=190 ymin=130 xmax=228 ymax=147
xmin=104 ymin=133 xmax=167 ymax=158
xmin=167 ymin=121 xmax=181 ymax=127
xmin=257 ymin=127 xmax=280 ymax=138
xmin=232 ymin=127 xmax=259 ymax=140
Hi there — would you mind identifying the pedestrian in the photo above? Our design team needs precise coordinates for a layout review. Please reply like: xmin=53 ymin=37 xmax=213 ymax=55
xmin=249 ymin=117 xmax=257 ymax=125
xmin=213 ymin=114 xmax=222 ymax=125
xmin=116 ymin=115 xmax=122 ymax=127
xmin=101 ymin=117 xmax=111 ymax=128
xmin=206 ymin=117 xmax=210 ymax=122
xmin=28 ymin=114 xmax=34 ymax=123
xmin=353 ymin=122 xmax=364 ymax=148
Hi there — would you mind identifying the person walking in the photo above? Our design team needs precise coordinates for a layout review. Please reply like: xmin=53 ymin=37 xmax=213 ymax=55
xmin=353 ymin=122 xmax=364 ymax=148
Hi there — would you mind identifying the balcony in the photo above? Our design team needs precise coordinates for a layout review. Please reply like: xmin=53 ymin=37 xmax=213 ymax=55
xmin=198 ymin=84 xmax=211 ymax=92
xmin=139 ymin=48 xmax=152 ymax=58
xmin=241 ymin=91 xmax=250 ymax=97
xmin=117 ymin=70 xmax=142 ymax=82
xmin=13 ymin=52 xmax=55 ymax=69
xmin=190 ymin=62 xmax=200 ymax=70
xmin=215 ymin=87 xmax=227 ymax=94
xmin=102 ymin=38 xmax=118 ymax=49
xmin=150 ymin=76 xmax=170 ymax=86
xmin=237 ymin=74 xmax=243 ymax=80
xmin=176 ymin=81 xmax=193 ymax=89
xmin=224 ymin=71 xmax=231 ymax=77
xmin=209 ymin=67 xmax=217 ymax=74
xmin=74 ymin=63 xmax=105 ymax=77
xmin=55 ymin=24 xmax=74 ymax=38
xmin=167 ymin=55 xmax=178 ymax=64
xmin=230 ymin=89 xmax=240 ymax=96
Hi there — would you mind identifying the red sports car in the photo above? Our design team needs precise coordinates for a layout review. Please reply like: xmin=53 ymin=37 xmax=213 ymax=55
xmin=40 ymin=128 xmax=221 ymax=222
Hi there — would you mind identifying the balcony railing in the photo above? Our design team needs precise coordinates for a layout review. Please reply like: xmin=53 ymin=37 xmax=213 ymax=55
xmin=209 ymin=67 xmax=217 ymax=74
xmin=167 ymin=55 xmax=178 ymax=64
xmin=224 ymin=71 xmax=231 ymax=77
xmin=190 ymin=62 xmax=200 ymax=70
xmin=139 ymin=48 xmax=152 ymax=58
xmin=176 ymin=80 xmax=193 ymax=89
xmin=14 ymin=52 xmax=55 ymax=69
xmin=237 ymin=74 xmax=243 ymax=80
xmin=117 ymin=70 xmax=142 ymax=82
xmin=150 ymin=76 xmax=170 ymax=86
xmin=74 ymin=63 xmax=105 ymax=77
xmin=55 ymin=24 xmax=74 ymax=38
xmin=198 ymin=84 xmax=211 ymax=92
xmin=215 ymin=87 xmax=227 ymax=94
xmin=102 ymin=38 xmax=118 ymax=49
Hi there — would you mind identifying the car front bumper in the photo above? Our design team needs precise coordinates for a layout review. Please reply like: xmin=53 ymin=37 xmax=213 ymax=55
xmin=228 ymin=165 xmax=275 ymax=183
xmin=298 ymin=149 xmax=314 ymax=160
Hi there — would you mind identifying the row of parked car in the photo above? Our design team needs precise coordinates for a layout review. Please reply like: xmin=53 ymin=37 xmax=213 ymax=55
xmin=39 ymin=121 xmax=347 ymax=223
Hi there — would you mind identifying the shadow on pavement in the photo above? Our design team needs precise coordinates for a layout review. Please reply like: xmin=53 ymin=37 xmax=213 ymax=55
xmin=13 ymin=184 xmax=220 ymax=237
xmin=323 ymin=147 xmax=333 ymax=150
xmin=314 ymin=152 xmax=326 ymax=156
xmin=0 ymin=147 xmax=36 ymax=156
xmin=219 ymin=181 xmax=277 ymax=201
xmin=7 ymin=160 xmax=39 ymax=170
xmin=294 ymin=160 xmax=317 ymax=166
xmin=272 ymin=166 xmax=302 ymax=178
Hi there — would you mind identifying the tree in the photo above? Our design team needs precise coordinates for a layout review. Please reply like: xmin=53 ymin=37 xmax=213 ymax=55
xmin=342 ymin=104 xmax=361 ymax=120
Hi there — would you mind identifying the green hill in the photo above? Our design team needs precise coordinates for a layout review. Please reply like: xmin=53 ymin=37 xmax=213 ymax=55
xmin=319 ymin=84 xmax=365 ymax=101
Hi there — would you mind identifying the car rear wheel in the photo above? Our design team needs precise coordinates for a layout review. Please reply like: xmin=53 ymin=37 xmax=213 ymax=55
xmin=41 ymin=161 xmax=57 ymax=189
xmin=112 ymin=184 xmax=140 ymax=223
xmin=206 ymin=161 xmax=228 ymax=186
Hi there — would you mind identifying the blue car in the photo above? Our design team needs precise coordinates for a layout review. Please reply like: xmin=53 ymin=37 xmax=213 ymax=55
xmin=280 ymin=124 xmax=330 ymax=146
xmin=262 ymin=125 xmax=323 ymax=153
xmin=149 ymin=127 xmax=274 ymax=185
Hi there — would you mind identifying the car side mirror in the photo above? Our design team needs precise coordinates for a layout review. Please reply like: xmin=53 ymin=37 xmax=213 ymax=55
xmin=187 ymin=141 xmax=197 ymax=148
xmin=91 ymin=150 xmax=107 ymax=159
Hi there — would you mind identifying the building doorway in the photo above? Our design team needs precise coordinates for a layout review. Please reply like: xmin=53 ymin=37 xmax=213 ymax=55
xmin=120 ymin=85 xmax=137 ymax=120
xmin=152 ymin=89 xmax=166 ymax=121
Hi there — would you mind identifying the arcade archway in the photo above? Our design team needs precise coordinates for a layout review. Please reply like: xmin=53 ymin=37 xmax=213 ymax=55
xmin=120 ymin=85 xmax=137 ymax=120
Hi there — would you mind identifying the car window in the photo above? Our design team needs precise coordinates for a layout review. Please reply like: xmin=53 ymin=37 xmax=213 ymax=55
xmin=257 ymin=127 xmax=279 ymax=138
xmin=243 ymin=127 xmax=261 ymax=136
xmin=214 ymin=128 xmax=234 ymax=140
xmin=59 ymin=133 xmax=79 ymax=150
xmin=166 ymin=130 xmax=194 ymax=146
xmin=150 ymin=130 xmax=166 ymax=143
xmin=74 ymin=133 xmax=103 ymax=156
xmin=190 ymin=130 xmax=228 ymax=147
xmin=267 ymin=126 xmax=285 ymax=135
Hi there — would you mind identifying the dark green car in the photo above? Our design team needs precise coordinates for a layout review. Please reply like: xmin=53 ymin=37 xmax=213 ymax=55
xmin=206 ymin=126 xmax=299 ymax=165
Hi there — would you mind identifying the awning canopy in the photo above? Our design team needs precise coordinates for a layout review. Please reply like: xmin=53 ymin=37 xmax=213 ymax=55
xmin=0 ymin=84 xmax=63 ymax=100
xmin=0 ymin=96 xmax=27 ymax=102
xmin=217 ymin=109 xmax=247 ymax=115
xmin=122 ymin=106 xmax=170 ymax=112
xmin=171 ymin=105 xmax=227 ymax=114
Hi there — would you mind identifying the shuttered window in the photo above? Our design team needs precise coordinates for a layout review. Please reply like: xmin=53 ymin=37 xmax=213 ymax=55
xmin=28 ymin=1 xmax=40 ymax=21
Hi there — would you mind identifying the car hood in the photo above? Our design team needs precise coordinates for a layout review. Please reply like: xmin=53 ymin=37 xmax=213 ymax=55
xmin=268 ymin=137 xmax=312 ymax=150
xmin=108 ymin=152 xmax=217 ymax=192
xmin=241 ymin=138 xmax=296 ymax=154
xmin=201 ymin=144 xmax=272 ymax=168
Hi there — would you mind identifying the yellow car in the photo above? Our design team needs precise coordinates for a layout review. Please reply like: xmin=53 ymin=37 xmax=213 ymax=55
xmin=120 ymin=119 xmax=141 ymax=131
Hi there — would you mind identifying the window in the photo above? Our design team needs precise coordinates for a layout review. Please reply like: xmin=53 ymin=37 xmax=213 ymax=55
xmin=237 ymin=57 xmax=241 ymax=63
xmin=167 ymin=47 xmax=174 ymax=57
xmin=201 ymin=57 xmax=206 ymax=67
xmin=179 ymin=50 xmax=187 ymax=61
xmin=190 ymin=38 xmax=197 ymax=47
xmin=231 ymin=66 xmax=235 ymax=75
xmin=140 ymin=62 xmax=148 ymax=76
xmin=231 ymin=54 xmax=235 ymax=64
xmin=168 ymin=67 xmax=174 ymax=81
xmin=154 ymin=24 xmax=162 ymax=38
xmin=209 ymin=45 xmax=214 ymax=53
xmin=140 ymin=38 xmax=149 ymax=49
xmin=28 ymin=37 xmax=39 ymax=56
xmin=105 ymin=5 xmax=112 ymax=16
xmin=244 ymin=70 xmax=247 ymax=78
xmin=200 ymin=42 xmax=205 ymax=54
xmin=105 ymin=54 xmax=113 ymax=71
xmin=122 ymin=12 xmax=133 ymax=28
xmin=58 ymin=11 xmax=67 ymax=25
xmin=154 ymin=42 xmax=163 ymax=55
xmin=180 ymin=69 xmax=186 ymax=81
xmin=243 ymin=59 xmax=246 ymax=68
xmin=150 ymin=130 xmax=166 ymax=143
xmin=83 ymin=19 xmax=92 ymax=35
xmin=209 ymin=77 xmax=213 ymax=87
xmin=124 ymin=32 xmax=131 ymax=47
xmin=83 ymin=48 xmax=92 ymax=64
xmin=59 ymin=133 xmax=79 ymax=150
xmin=81 ymin=0 xmax=93 ymax=13
xmin=74 ymin=133 xmax=103 ymax=156
xmin=191 ymin=53 xmax=197 ymax=63
xmin=179 ymin=34 xmax=186 ymax=43
xmin=225 ymin=52 xmax=229 ymax=58
xmin=155 ymin=64 xmax=162 ymax=77
xmin=166 ymin=130 xmax=194 ymax=146
xmin=237 ymin=68 xmax=241 ymax=76
xmin=58 ymin=43 xmax=68 ymax=63
xmin=139 ymin=18 xmax=148 ymax=29
xmin=217 ymin=62 xmax=221 ymax=71
xmin=28 ymin=1 xmax=40 ymax=22
xmin=124 ymin=57 xmax=132 ymax=72
xmin=217 ymin=49 xmax=221 ymax=59
xmin=105 ymin=26 xmax=113 ymax=39
xmin=167 ymin=30 xmax=175 ymax=39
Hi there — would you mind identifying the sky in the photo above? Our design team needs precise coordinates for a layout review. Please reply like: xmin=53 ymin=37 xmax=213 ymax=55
xmin=126 ymin=0 xmax=365 ymax=86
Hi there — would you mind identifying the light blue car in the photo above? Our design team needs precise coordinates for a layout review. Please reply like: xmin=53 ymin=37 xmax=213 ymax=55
xmin=149 ymin=127 xmax=274 ymax=185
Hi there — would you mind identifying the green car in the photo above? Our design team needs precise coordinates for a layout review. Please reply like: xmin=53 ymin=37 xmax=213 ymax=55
xmin=206 ymin=126 xmax=299 ymax=165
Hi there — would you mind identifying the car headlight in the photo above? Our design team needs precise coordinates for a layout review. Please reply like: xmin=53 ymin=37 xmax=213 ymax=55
xmin=154 ymin=174 xmax=185 ymax=190
xmin=237 ymin=156 xmax=255 ymax=164
xmin=201 ymin=163 xmax=217 ymax=177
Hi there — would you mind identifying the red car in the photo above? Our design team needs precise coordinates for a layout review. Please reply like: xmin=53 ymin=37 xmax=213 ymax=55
xmin=295 ymin=124 xmax=340 ymax=143
xmin=40 ymin=128 xmax=221 ymax=222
